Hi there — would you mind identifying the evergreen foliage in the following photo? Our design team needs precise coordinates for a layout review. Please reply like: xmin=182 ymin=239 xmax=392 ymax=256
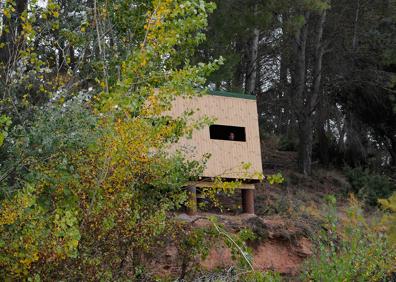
xmin=345 ymin=167 xmax=396 ymax=206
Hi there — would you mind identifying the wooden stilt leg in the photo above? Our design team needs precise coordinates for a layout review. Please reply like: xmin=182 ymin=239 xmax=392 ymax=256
xmin=241 ymin=189 xmax=254 ymax=214
xmin=186 ymin=186 xmax=197 ymax=215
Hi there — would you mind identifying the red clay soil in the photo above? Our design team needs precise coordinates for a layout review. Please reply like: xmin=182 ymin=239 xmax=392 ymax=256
xmin=154 ymin=213 xmax=314 ymax=277
xmin=199 ymin=237 xmax=311 ymax=276
xmin=252 ymin=237 xmax=312 ymax=275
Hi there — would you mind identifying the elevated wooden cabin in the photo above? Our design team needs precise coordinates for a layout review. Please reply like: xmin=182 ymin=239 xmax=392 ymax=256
xmin=169 ymin=91 xmax=263 ymax=214
xmin=170 ymin=91 xmax=263 ymax=179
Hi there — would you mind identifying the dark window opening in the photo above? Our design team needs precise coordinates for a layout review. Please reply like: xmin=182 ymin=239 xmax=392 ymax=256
xmin=209 ymin=124 xmax=246 ymax=142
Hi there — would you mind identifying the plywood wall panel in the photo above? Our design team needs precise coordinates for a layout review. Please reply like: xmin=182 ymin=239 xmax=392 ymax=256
xmin=168 ymin=94 xmax=263 ymax=179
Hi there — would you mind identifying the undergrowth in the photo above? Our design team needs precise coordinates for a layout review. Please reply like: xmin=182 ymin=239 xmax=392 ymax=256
xmin=197 ymin=194 xmax=396 ymax=281
xmin=301 ymin=195 xmax=396 ymax=281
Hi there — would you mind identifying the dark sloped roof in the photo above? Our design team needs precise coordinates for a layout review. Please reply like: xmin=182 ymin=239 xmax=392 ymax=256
xmin=209 ymin=90 xmax=256 ymax=100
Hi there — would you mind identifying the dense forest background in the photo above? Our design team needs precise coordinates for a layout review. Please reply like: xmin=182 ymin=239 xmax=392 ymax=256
xmin=0 ymin=0 xmax=395 ymax=280
xmin=196 ymin=0 xmax=396 ymax=176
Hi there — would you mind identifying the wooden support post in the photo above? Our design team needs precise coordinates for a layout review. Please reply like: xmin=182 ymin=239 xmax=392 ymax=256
xmin=186 ymin=186 xmax=197 ymax=216
xmin=241 ymin=189 xmax=254 ymax=214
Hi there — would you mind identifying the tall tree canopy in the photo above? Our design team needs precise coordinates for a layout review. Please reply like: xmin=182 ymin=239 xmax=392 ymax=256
xmin=196 ymin=0 xmax=396 ymax=174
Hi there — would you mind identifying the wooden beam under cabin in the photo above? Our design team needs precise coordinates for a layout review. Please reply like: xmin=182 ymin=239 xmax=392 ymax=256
xmin=186 ymin=181 xmax=255 ymax=190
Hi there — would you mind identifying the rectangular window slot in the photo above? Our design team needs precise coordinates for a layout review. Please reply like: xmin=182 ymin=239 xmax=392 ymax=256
xmin=209 ymin=125 xmax=246 ymax=142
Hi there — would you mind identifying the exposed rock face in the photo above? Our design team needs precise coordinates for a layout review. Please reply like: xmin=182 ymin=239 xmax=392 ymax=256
xmin=197 ymin=214 xmax=313 ymax=276
xmin=149 ymin=213 xmax=313 ymax=278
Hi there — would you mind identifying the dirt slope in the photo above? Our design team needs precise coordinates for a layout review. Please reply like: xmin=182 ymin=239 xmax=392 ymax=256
xmin=148 ymin=137 xmax=351 ymax=279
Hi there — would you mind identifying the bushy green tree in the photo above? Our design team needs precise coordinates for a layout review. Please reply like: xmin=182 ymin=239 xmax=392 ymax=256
xmin=0 ymin=0 xmax=222 ymax=279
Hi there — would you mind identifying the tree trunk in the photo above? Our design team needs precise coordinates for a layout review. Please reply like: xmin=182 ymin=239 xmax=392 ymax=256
xmin=246 ymin=28 xmax=260 ymax=95
xmin=232 ymin=41 xmax=245 ymax=92
xmin=383 ymin=133 xmax=396 ymax=166
xmin=352 ymin=0 xmax=360 ymax=51
xmin=311 ymin=10 xmax=326 ymax=109
xmin=291 ymin=11 xmax=310 ymax=175
xmin=58 ymin=41 xmax=67 ymax=73
xmin=278 ymin=13 xmax=294 ymax=137
xmin=298 ymin=117 xmax=313 ymax=175
xmin=390 ymin=137 xmax=396 ymax=166
xmin=317 ymin=97 xmax=330 ymax=166
xmin=69 ymin=45 xmax=76 ymax=70
xmin=277 ymin=39 xmax=289 ymax=135
xmin=312 ymin=10 xmax=328 ymax=166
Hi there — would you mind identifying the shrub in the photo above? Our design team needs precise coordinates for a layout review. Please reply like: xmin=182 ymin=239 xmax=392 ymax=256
xmin=0 ymin=105 xmax=207 ymax=279
xmin=301 ymin=196 xmax=396 ymax=281
xmin=0 ymin=102 xmax=98 ymax=196
xmin=0 ymin=115 xmax=11 ymax=147
xmin=240 ymin=271 xmax=283 ymax=282
xmin=379 ymin=192 xmax=396 ymax=245
xmin=345 ymin=167 xmax=396 ymax=206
